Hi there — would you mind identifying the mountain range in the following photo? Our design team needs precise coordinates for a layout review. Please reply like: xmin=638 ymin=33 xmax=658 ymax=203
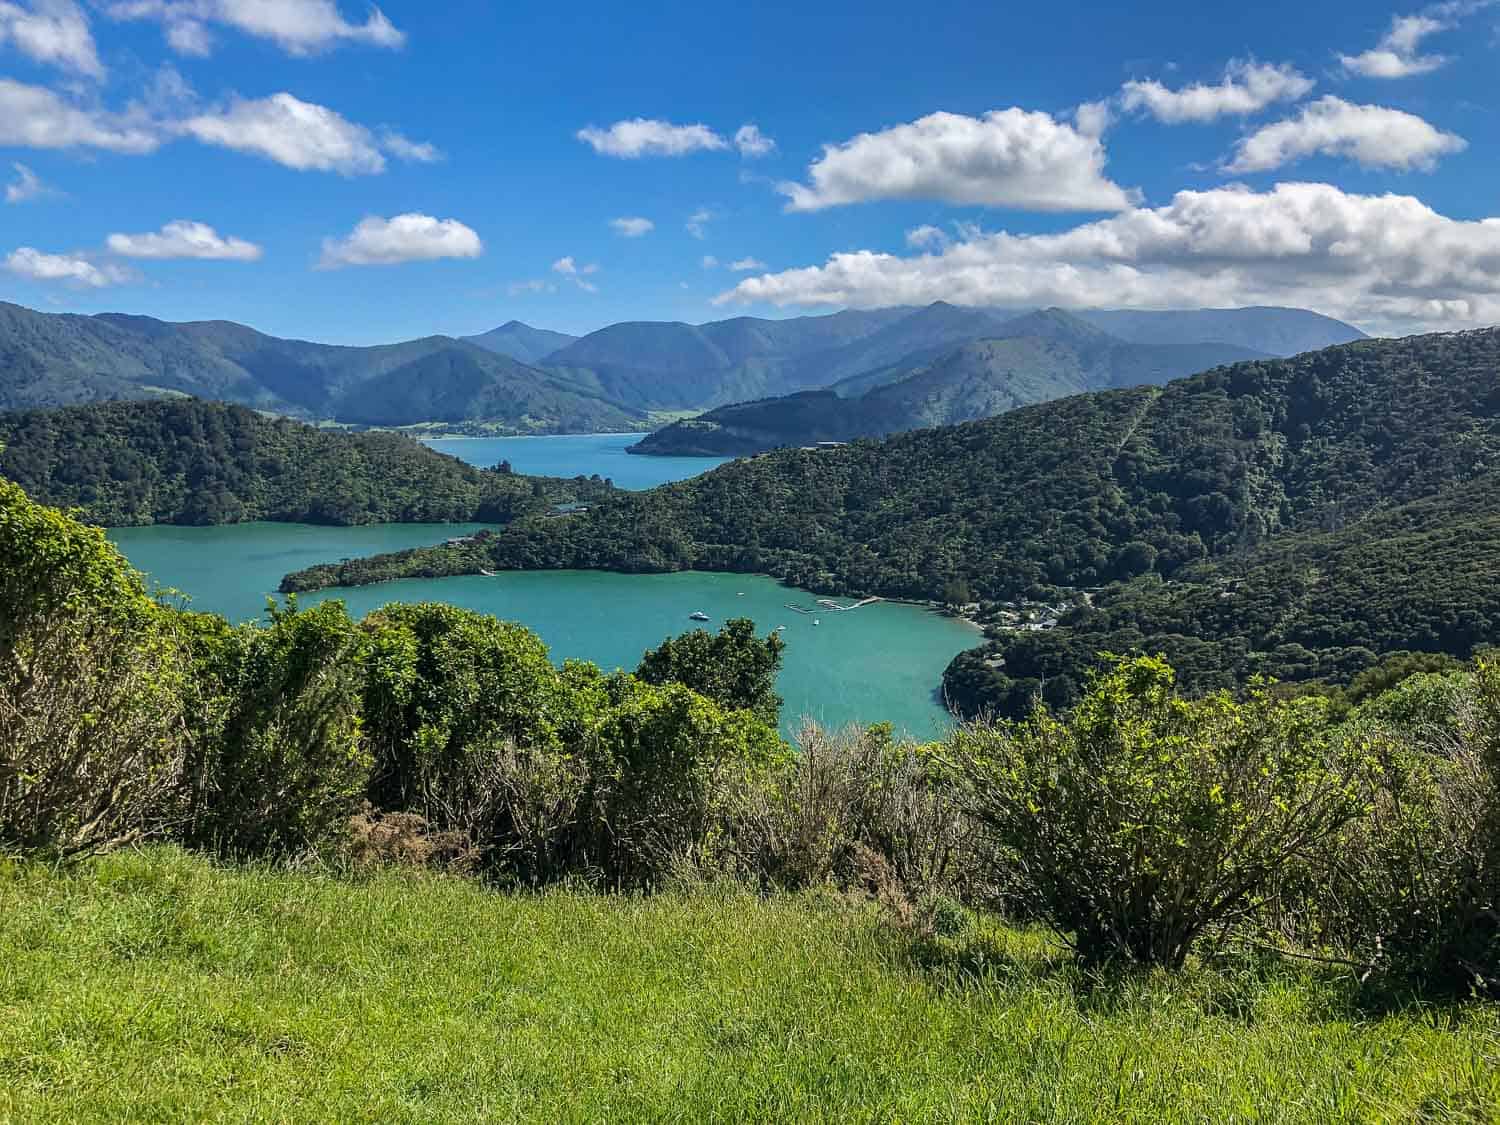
xmin=629 ymin=308 xmax=1275 ymax=455
xmin=0 ymin=299 xmax=1364 ymax=439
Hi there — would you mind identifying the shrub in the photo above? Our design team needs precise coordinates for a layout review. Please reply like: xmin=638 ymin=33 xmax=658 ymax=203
xmin=577 ymin=675 xmax=788 ymax=888
xmin=0 ymin=478 xmax=187 ymax=855
xmin=187 ymin=599 xmax=369 ymax=856
xmin=636 ymin=617 xmax=785 ymax=727
xmin=946 ymin=655 xmax=1360 ymax=969
xmin=1319 ymin=664 xmax=1499 ymax=993
xmin=729 ymin=722 xmax=985 ymax=906
xmin=360 ymin=603 xmax=579 ymax=827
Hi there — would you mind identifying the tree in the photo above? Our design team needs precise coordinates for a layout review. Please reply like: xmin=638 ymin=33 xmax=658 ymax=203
xmin=635 ymin=618 xmax=786 ymax=727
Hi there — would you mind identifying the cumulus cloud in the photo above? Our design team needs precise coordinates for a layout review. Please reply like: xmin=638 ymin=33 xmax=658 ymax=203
xmin=319 ymin=213 xmax=482 ymax=268
xmin=0 ymin=78 xmax=160 ymax=151
xmin=734 ymin=123 xmax=776 ymax=157
xmin=610 ymin=216 xmax=654 ymax=237
xmin=728 ymin=257 xmax=767 ymax=272
xmin=105 ymin=0 xmax=403 ymax=57
xmin=1341 ymin=11 xmax=1452 ymax=78
xmin=0 ymin=0 xmax=102 ymax=77
xmin=5 ymin=161 xmax=50 ymax=203
xmin=778 ymin=108 xmax=1136 ymax=213
xmin=576 ymin=117 xmax=729 ymax=158
xmin=106 ymin=219 xmax=262 ymax=260
xmin=182 ymin=92 xmax=434 ymax=174
xmin=378 ymin=129 xmax=441 ymax=163
xmin=552 ymin=256 xmax=600 ymax=291
xmin=1120 ymin=60 xmax=1315 ymax=124
xmin=5 ymin=246 xmax=133 ymax=287
xmin=1225 ymin=97 xmax=1466 ymax=173
xmin=905 ymin=225 xmax=950 ymax=250
xmin=718 ymin=181 xmax=1500 ymax=334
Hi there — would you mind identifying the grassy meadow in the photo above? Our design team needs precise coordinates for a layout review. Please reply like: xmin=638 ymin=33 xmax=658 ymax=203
xmin=1 ymin=848 xmax=1496 ymax=1123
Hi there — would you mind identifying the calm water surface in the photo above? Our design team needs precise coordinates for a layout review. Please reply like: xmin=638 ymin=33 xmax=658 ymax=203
xmin=109 ymin=523 xmax=978 ymax=739
xmin=423 ymin=433 xmax=731 ymax=491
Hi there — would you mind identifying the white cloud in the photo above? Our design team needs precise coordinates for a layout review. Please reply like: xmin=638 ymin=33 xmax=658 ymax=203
xmin=5 ymin=161 xmax=50 ymax=203
xmin=576 ymin=117 xmax=728 ymax=158
xmin=1341 ymin=12 xmax=1451 ymax=78
xmin=734 ymin=123 xmax=776 ymax=157
xmin=1120 ymin=60 xmax=1314 ymax=124
xmin=778 ymin=108 xmax=1136 ymax=213
xmin=181 ymin=92 xmax=433 ymax=174
xmin=0 ymin=78 xmax=160 ymax=152
xmin=105 ymin=0 xmax=403 ymax=57
xmin=552 ymin=256 xmax=599 ymax=291
xmin=728 ymin=257 xmax=767 ymax=272
xmin=5 ymin=246 xmax=132 ymax=287
xmin=701 ymin=255 xmax=719 ymax=269
xmin=106 ymin=219 xmax=262 ymax=260
xmin=717 ymin=181 xmax=1500 ymax=334
xmin=686 ymin=207 xmax=715 ymax=239
xmin=1225 ymin=97 xmax=1466 ymax=173
xmin=319 ymin=213 xmax=482 ymax=268
xmin=379 ymin=129 xmax=441 ymax=163
xmin=0 ymin=0 xmax=102 ymax=77
xmin=905 ymin=225 xmax=950 ymax=250
xmin=610 ymin=216 xmax=654 ymax=237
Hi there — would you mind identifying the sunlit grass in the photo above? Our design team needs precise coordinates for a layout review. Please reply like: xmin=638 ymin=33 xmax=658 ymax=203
xmin=1 ymin=848 xmax=1496 ymax=1122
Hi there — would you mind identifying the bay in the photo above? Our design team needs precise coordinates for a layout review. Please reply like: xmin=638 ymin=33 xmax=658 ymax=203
xmin=108 ymin=525 xmax=978 ymax=740
xmin=423 ymin=433 xmax=731 ymax=491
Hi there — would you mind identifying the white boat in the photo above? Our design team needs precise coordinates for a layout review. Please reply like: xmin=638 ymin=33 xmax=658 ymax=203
xmin=813 ymin=619 xmax=821 ymax=626
xmin=689 ymin=611 xmax=710 ymax=621
xmin=479 ymin=569 xmax=498 ymax=577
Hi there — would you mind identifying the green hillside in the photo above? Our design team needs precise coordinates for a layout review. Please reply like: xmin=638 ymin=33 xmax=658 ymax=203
xmin=283 ymin=328 xmax=1500 ymax=708
xmin=632 ymin=312 xmax=1265 ymax=455
xmin=0 ymin=398 xmax=613 ymax=526
xmin=0 ymin=303 xmax=645 ymax=434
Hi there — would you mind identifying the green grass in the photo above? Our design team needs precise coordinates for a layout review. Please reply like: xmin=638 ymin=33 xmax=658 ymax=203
xmin=1 ymin=849 xmax=1496 ymax=1123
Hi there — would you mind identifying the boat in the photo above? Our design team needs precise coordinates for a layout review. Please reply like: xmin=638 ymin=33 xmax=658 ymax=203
xmin=813 ymin=619 xmax=821 ymax=626
xmin=689 ymin=611 xmax=710 ymax=621
xmin=479 ymin=569 xmax=498 ymax=577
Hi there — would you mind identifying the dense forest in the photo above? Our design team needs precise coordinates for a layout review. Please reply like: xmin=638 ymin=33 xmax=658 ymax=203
xmin=284 ymin=328 xmax=1500 ymax=712
xmin=0 ymin=399 xmax=614 ymax=526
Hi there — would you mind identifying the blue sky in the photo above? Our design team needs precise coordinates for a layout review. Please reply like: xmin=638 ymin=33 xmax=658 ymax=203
xmin=1 ymin=0 xmax=1498 ymax=343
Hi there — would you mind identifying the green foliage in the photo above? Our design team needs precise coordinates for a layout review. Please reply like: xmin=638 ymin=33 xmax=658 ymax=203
xmin=187 ymin=599 xmax=369 ymax=856
xmin=1318 ymin=662 xmax=1500 ymax=993
xmin=0 ymin=477 xmax=187 ymax=855
xmin=359 ymin=602 xmax=581 ymax=830
xmin=635 ymin=617 xmax=786 ymax=727
xmin=947 ymin=656 xmax=1361 ymax=968
xmin=0 ymin=398 xmax=614 ymax=527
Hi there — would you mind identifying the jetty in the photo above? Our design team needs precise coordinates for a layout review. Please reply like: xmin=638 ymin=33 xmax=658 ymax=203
xmin=816 ymin=597 xmax=883 ymax=612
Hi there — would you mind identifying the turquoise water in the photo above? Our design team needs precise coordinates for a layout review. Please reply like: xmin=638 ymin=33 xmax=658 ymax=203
xmin=423 ymin=433 xmax=730 ymax=491
xmin=108 ymin=523 xmax=979 ymax=739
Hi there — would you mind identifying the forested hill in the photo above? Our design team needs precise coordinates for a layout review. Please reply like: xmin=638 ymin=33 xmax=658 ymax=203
xmin=0 ymin=302 xmax=644 ymax=435
xmin=0 ymin=399 xmax=613 ymax=527
xmin=630 ymin=314 xmax=1265 ymax=456
xmin=281 ymin=328 xmax=1500 ymax=704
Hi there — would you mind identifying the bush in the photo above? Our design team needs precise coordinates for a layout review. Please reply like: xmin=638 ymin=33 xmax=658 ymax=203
xmin=635 ymin=617 xmax=785 ymax=727
xmin=0 ymin=478 xmax=188 ymax=855
xmin=729 ymin=723 xmax=984 ymax=907
xmin=360 ymin=603 xmax=580 ymax=828
xmin=946 ymin=655 xmax=1360 ymax=969
xmin=1319 ymin=664 xmax=1499 ymax=993
xmin=577 ymin=675 xmax=788 ymax=888
xmin=187 ymin=599 xmax=369 ymax=856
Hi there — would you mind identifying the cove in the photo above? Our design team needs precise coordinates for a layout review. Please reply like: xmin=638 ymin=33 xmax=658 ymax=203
xmin=422 ymin=433 xmax=731 ymax=491
xmin=108 ymin=524 xmax=979 ymax=740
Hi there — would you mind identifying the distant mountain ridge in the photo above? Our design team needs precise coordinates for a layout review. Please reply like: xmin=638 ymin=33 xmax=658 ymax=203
xmin=0 ymin=302 xmax=643 ymax=435
xmin=0 ymin=299 xmax=1365 ymax=437
xmin=630 ymin=309 xmax=1271 ymax=455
